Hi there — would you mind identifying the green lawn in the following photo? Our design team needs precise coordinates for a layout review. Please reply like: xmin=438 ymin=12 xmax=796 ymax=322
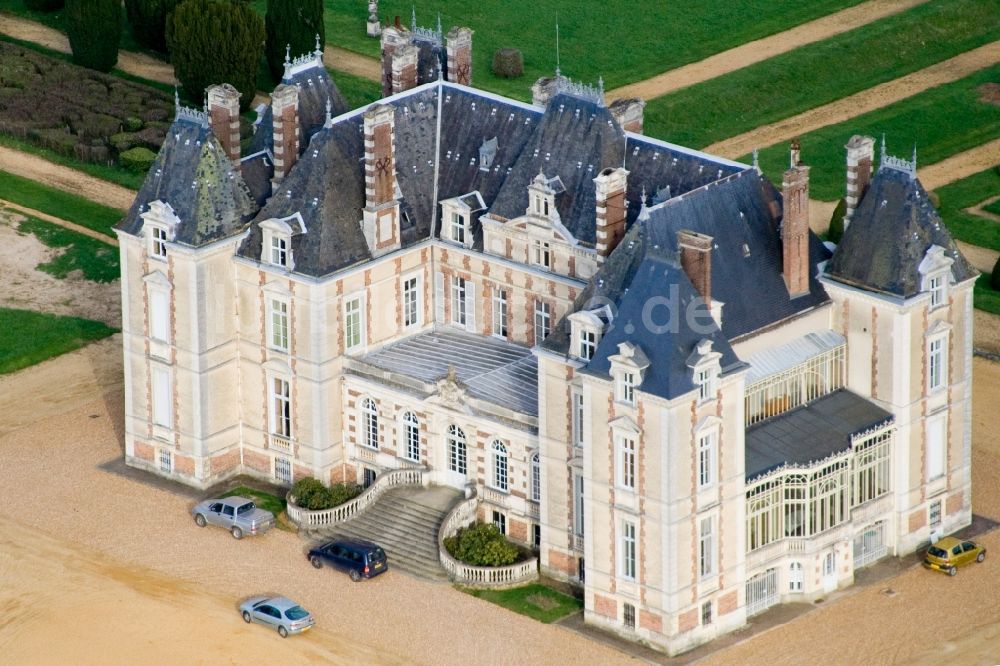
xmin=459 ymin=583 xmax=582 ymax=623
xmin=221 ymin=486 xmax=287 ymax=517
xmin=0 ymin=307 xmax=117 ymax=374
xmin=0 ymin=170 xmax=124 ymax=237
xmin=0 ymin=134 xmax=145 ymax=191
xmin=748 ymin=64 xmax=1000 ymax=202
xmin=644 ymin=0 xmax=1000 ymax=147
xmin=15 ymin=216 xmax=120 ymax=282
xmin=0 ymin=0 xmax=150 ymax=55
xmin=974 ymin=274 xmax=1000 ymax=315
xmin=329 ymin=68 xmax=381 ymax=109
xmin=251 ymin=0 xmax=864 ymax=101
xmin=933 ymin=168 xmax=1000 ymax=253
xmin=984 ymin=197 xmax=1000 ymax=217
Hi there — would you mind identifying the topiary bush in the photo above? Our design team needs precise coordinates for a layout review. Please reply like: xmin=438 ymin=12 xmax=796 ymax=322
xmin=120 ymin=146 xmax=156 ymax=173
xmin=290 ymin=477 xmax=362 ymax=510
xmin=991 ymin=256 xmax=1000 ymax=292
xmin=491 ymin=47 xmax=524 ymax=79
xmin=124 ymin=0 xmax=183 ymax=53
xmin=444 ymin=522 xmax=521 ymax=567
xmin=24 ymin=0 xmax=65 ymax=10
xmin=65 ymin=0 xmax=121 ymax=73
xmin=265 ymin=0 xmax=324 ymax=83
xmin=827 ymin=198 xmax=847 ymax=244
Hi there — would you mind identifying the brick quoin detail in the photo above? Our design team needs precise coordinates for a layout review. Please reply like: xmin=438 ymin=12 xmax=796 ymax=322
xmin=509 ymin=518 xmax=528 ymax=543
xmin=174 ymin=454 xmax=195 ymax=477
xmin=639 ymin=610 xmax=663 ymax=634
xmin=134 ymin=441 xmax=155 ymax=462
xmin=909 ymin=508 xmax=927 ymax=534
xmin=947 ymin=491 xmax=964 ymax=516
xmin=210 ymin=449 xmax=240 ymax=476
xmin=678 ymin=608 xmax=699 ymax=633
xmin=592 ymin=594 xmax=617 ymax=620
xmin=244 ymin=450 xmax=271 ymax=475
xmin=547 ymin=549 xmax=577 ymax=577
xmin=718 ymin=590 xmax=738 ymax=615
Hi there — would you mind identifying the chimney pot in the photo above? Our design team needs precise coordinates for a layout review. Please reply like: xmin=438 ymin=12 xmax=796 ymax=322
xmin=594 ymin=167 xmax=629 ymax=260
xmin=271 ymin=84 xmax=300 ymax=183
xmin=206 ymin=83 xmax=241 ymax=168
xmin=678 ymin=230 xmax=713 ymax=307
xmin=446 ymin=27 xmax=474 ymax=86
xmin=844 ymin=134 xmax=875 ymax=229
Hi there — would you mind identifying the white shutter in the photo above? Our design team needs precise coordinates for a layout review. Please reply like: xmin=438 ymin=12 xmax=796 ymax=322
xmin=152 ymin=367 xmax=171 ymax=427
xmin=150 ymin=290 xmax=169 ymax=342
xmin=926 ymin=416 xmax=945 ymax=481
xmin=465 ymin=281 xmax=476 ymax=333
xmin=434 ymin=271 xmax=445 ymax=323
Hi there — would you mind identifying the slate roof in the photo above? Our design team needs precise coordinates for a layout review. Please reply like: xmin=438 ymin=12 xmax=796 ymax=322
xmin=745 ymin=389 xmax=893 ymax=479
xmin=117 ymin=116 xmax=257 ymax=245
xmin=827 ymin=165 xmax=977 ymax=298
xmin=357 ymin=328 xmax=538 ymax=416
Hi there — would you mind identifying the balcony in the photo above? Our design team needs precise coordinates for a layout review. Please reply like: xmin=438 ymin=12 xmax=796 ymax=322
xmin=269 ymin=434 xmax=292 ymax=453
xmin=481 ymin=487 xmax=508 ymax=506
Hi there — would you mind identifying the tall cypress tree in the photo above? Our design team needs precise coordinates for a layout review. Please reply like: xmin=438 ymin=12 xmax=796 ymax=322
xmin=265 ymin=0 xmax=324 ymax=82
xmin=124 ymin=0 xmax=182 ymax=53
xmin=24 ymin=0 xmax=65 ymax=10
xmin=65 ymin=0 xmax=121 ymax=73
xmin=168 ymin=0 xmax=264 ymax=112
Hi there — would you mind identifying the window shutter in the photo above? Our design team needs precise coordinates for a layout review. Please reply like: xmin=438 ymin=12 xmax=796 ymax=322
xmin=152 ymin=367 xmax=171 ymax=427
xmin=926 ymin=417 xmax=945 ymax=480
xmin=434 ymin=271 xmax=445 ymax=323
xmin=465 ymin=281 xmax=476 ymax=332
xmin=150 ymin=290 xmax=169 ymax=342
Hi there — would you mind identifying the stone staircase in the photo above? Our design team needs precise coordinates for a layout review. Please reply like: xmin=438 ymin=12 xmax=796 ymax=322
xmin=305 ymin=485 xmax=464 ymax=582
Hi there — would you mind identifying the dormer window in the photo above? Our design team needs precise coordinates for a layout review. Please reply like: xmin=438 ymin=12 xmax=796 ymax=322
xmin=620 ymin=371 xmax=636 ymax=404
xmin=260 ymin=215 xmax=303 ymax=272
xmin=609 ymin=342 xmax=650 ymax=407
xmin=440 ymin=192 xmax=484 ymax=249
xmin=579 ymin=329 xmax=596 ymax=361
xmin=479 ymin=137 xmax=498 ymax=172
xmin=687 ymin=339 xmax=722 ymax=404
xmin=450 ymin=211 xmax=466 ymax=245
xmin=918 ymin=245 xmax=953 ymax=311
xmin=569 ymin=309 xmax=607 ymax=363
xmin=929 ymin=274 xmax=945 ymax=308
xmin=150 ymin=226 xmax=168 ymax=259
xmin=270 ymin=235 xmax=288 ymax=267
xmin=140 ymin=200 xmax=180 ymax=262
xmin=696 ymin=367 xmax=715 ymax=401
xmin=533 ymin=240 xmax=551 ymax=269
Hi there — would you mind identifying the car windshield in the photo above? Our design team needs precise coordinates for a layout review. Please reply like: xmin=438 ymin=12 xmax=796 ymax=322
xmin=284 ymin=606 xmax=309 ymax=620
xmin=371 ymin=548 xmax=387 ymax=562
xmin=236 ymin=502 xmax=256 ymax=515
xmin=927 ymin=546 xmax=948 ymax=558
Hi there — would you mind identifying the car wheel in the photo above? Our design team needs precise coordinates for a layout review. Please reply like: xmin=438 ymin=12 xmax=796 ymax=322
xmin=194 ymin=514 xmax=207 ymax=527
xmin=310 ymin=556 xmax=323 ymax=569
xmin=231 ymin=526 xmax=243 ymax=540
xmin=278 ymin=626 xmax=288 ymax=638
xmin=242 ymin=611 xmax=252 ymax=624
xmin=349 ymin=569 xmax=361 ymax=582
xmin=948 ymin=566 xmax=958 ymax=576
xmin=978 ymin=551 xmax=986 ymax=563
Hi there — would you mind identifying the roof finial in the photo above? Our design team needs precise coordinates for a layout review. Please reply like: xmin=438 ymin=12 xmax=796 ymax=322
xmin=912 ymin=143 xmax=917 ymax=177
xmin=314 ymin=33 xmax=323 ymax=59
xmin=174 ymin=86 xmax=180 ymax=114
xmin=555 ymin=15 xmax=561 ymax=78
xmin=411 ymin=6 xmax=416 ymax=32
xmin=752 ymin=147 xmax=759 ymax=171
xmin=597 ymin=75 xmax=604 ymax=100
xmin=285 ymin=44 xmax=291 ymax=65
xmin=880 ymin=133 xmax=887 ymax=164
xmin=324 ymin=97 xmax=332 ymax=128
xmin=436 ymin=12 xmax=442 ymax=36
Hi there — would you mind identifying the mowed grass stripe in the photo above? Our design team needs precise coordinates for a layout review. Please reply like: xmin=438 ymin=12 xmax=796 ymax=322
xmin=933 ymin=168 xmax=1000 ymax=253
xmin=644 ymin=0 xmax=1000 ymax=147
xmin=0 ymin=170 xmax=125 ymax=237
xmin=747 ymin=64 xmax=1000 ymax=202
xmin=16 ymin=216 xmax=121 ymax=283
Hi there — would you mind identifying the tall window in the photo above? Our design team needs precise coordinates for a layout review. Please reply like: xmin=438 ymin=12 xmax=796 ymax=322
xmin=451 ymin=276 xmax=467 ymax=327
xmin=926 ymin=416 xmax=946 ymax=481
xmin=448 ymin=425 xmax=467 ymax=475
xmin=929 ymin=274 xmax=945 ymax=308
xmin=158 ymin=447 xmax=172 ymax=473
xmin=534 ymin=300 xmax=551 ymax=342
xmin=450 ymin=212 xmax=465 ymax=244
xmin=573 ymin=474 xmax=584 ymax=537
xmin=149 ymin=290 xmax=169 ymax=342
xmin=853 ymin=431 xmax=891 ymax=505
xmin=579 ymin=330 xmax=596 ymax=361
xmin=491 ymin=440 xmax=509 ymax=492
xmin=152 ymin=367 xmax=171 ymax=427
xmin=270 ymin=235 xmax=288 ymax=267
xmin=928 ymin=337 xmax=945 ymax=391
xmin=698 ymin=432 xmax=717 ymax=488
xmin=530 ymin=452 xmax=541 ymax=502
xmin=344 ymin=297 xmax=362 ymax=350
xmin=271 ymin=377 xmax=291 ymax=437
xmin=533 ymin=240 xmax=551 ymax=269
xmin=269 ymin=299 xmax=289 ymax=351
xmin=403 ymin=277 xmax=420 ymax=328
xmin=784 ymin=475 xmax=807 ymax=537
xmin=619 ymin=371 xmax=636 ymax=405
xmin=492 ymin=510 xmax=506 ymax=534
xmin=492 ymin=288 xmax=508 ymax=338
xmin=150 ymin=226 xmax=168 ymax=259
xmin=403 ymin=411 xmax=420 ymax=462
xmin=696 ymin=368 xmax=714 ymax=401
xmin=361 ymin=398 xmax=378 ymax=449
xmin=620 ymin=520 xmax=636 ymax=580
xmin=572 ymin=392 xmax=585 ymax=449
xmin=618 ymin=435 xmax=636 ymax=490
xmin=699 ymin=516 xmax=715 ymax=578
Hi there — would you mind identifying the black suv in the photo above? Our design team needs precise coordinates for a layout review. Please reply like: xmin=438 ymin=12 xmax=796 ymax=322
xmin=307 ymin=538 xmax=388 ymax=581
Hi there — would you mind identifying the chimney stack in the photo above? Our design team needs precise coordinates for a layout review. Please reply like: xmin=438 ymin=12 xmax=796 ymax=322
xmin=678 ymin=230 xmax=713 ymax=308
xmin=531 ymin=75 xmax=564 ymax=107
xmin=271 ymin=84 xmax=299 ymax=183
xmin=380 ymin=25 xmax=418 ymax=97
xmin=844 ymin=134 xmax=874 ymax=228
xmin=782 ymin=142 xmax=811 ymax=298
xmin=594 ymin=167 xmax=629 ymax=260
xmin=446 ymin=27 xmax=474 ymax=86
xmin=362 ymin=105 xmax=400 ymax=256
xmin=206 ymin=84 xmax=241 ymax=168
xmin=609 ymin=98 xmax=646 ymax=134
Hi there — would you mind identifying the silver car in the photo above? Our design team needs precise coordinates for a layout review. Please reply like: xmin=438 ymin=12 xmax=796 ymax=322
xmin=239 ymin=596 xmax=315 ymax=638
xmin=191 ymin=496 xmax=274 ymax=539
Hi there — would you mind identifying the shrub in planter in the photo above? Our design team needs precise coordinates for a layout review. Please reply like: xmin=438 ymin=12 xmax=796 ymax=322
xmin=444 ymin=522 xmax=520 ymax=567
xmin=290 ymin=477 xmax=362 ymax=510
xmin=492 ymin=48 xmax=524 ymax=79
xmin=120 ymin=146 xmax=156 ymax=172
xmin=290 ymin=477 xmax=326 ymax=508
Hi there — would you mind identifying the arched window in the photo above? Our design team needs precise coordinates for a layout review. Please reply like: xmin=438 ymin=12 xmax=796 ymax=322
xmin=362 ymin=398 xmax=378 ymax=449
xmin=448 ymin=425 xmax=467 ymax=474
xmin=530 ymin=452 xmax=541 ymax=502
xmin=402 ymin=411 xmax=419 ymax=462
xmin=491 ymin=440 xmax=508 ymax=492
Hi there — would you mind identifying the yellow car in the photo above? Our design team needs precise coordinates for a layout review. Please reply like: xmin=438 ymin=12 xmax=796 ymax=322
xmin=924 ymin=536 xmax=986 ymax=576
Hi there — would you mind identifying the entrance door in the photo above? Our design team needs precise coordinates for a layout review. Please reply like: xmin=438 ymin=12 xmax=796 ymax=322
xmin=822 ymin=551 xmax=837 ymax=592
xmin=444 ymin=424 xmax=468 ymax=489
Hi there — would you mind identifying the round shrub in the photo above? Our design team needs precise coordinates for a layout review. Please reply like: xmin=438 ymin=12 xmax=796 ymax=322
xmin=65 ymin=0 xmax=121 ymax=73
xmin=290 ymin=477 xmax=326 ymax=508
xmin=120 ymin=146 xmax=156 ymax=173
xmin=991 ymin=256 xmax=1000 ymax=292
xmin=124 ymin=0 xmax=182 ymax=53
xmin=290 ymin=477 xmax=362 ymax=510
xmin=827 ymin=198 xmax=847 ymax=244
xmin=491 ymin=48 xmax=524 ymax=79
xmin=123 ymin=116 xmax=144 ymax=132
xmin=444 ymin=522 xmax=520 ymax=567
xmin=24 ymin=0 xmax=65 ymax=10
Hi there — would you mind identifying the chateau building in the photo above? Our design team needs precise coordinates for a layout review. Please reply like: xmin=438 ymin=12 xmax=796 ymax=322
xmin=116 ymin=28 xmax=975 ymax=655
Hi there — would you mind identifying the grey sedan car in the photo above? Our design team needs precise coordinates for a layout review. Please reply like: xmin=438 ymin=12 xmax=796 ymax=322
xmin=191 ymin=496 xmax=274 ymax=539
xmin=239 ymin=596 xmax=315 ymax=638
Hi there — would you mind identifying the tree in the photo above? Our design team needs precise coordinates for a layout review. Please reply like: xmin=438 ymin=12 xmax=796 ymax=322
xmin=991 ymin=256 xmax=1000 ymax=292
xmin=65 ymin=0 xmax=120 ymax=73
xmin=168 ymin=0 xmax=264 ymax=112
xmin=264 ymin=0 xmax=324 ymax=82
xmin=24 ymin=0 xmax=64 ymax=10
xmin=827 ymin=198 xmax=847 ymax=244
xmin=124 ymin=0 xmax=182 ymax=52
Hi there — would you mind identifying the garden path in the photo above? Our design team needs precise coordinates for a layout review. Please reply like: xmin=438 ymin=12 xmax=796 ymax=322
xmin=704 ymin=40 xmax=1000 ymax=159
xmin=324 ymin=45 xmax=381 ymax=82
xmin=920 ymin=138 xmax=1000 ymax=191
xmin=0 ymin=199 xmax=118 ymax=246
xmin=967 ymin=195 xmax=1000 ymax=223
xmin=0 ymin=146 xmax=136 ymax=210
xmin=605 ymin=0 xmax=929 ymax=102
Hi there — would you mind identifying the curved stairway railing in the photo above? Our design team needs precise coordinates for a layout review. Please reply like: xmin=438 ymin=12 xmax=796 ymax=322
xmin=286 ymin=467 xmax=424 ymax=529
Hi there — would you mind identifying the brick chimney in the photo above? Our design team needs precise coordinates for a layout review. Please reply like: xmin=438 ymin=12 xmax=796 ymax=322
xmin=446 ymin=27 xmax=473 ymax=86
xmin=844 ymin=134 xmax=874 ymax=228
xmin=271 ymin=84 xmax=299 ymax=183
xmin=381 ymin=25 xmax=418 ymax=97
xmin=206 ymin=84 xmax=241 ymax=167
xmin=609 ymin=98 xmax=646 ymax=134
xmin=362 ymin=105 xmax=400 ymax=256
xmin=678 ymin=230 xmax=713 ymax=308
xmin=594 ymin=167 xmax=629 ymax=260
xmin=782 ymin=141 xmax=811 ymax=298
